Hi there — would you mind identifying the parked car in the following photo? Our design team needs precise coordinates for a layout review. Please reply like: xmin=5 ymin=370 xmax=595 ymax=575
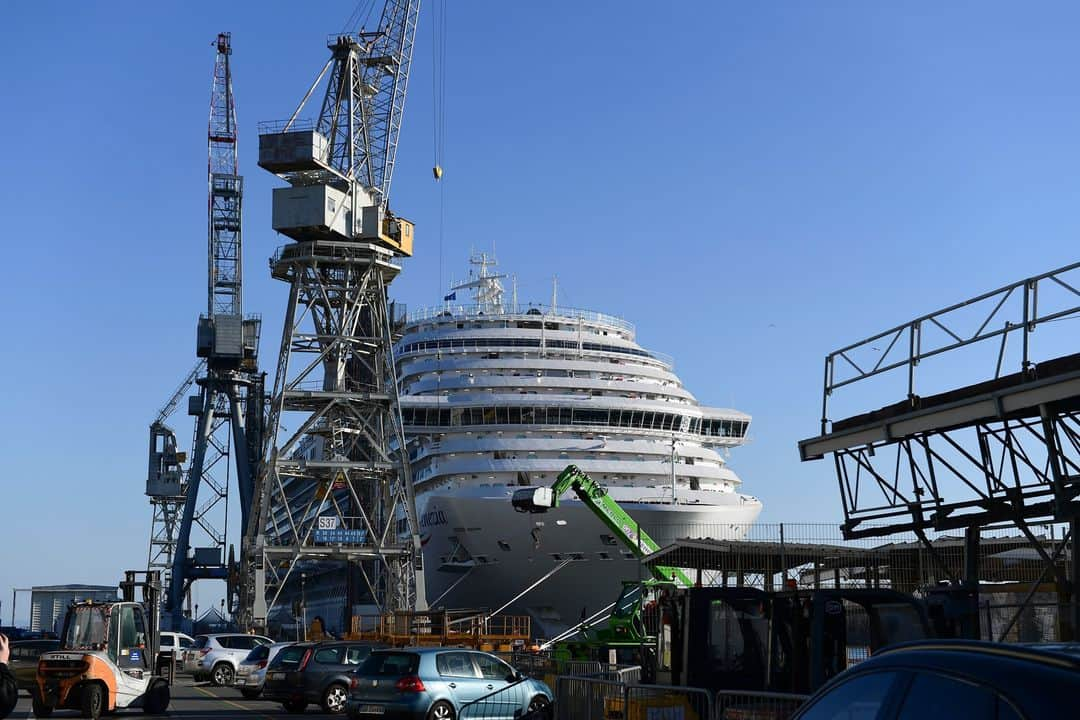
xmin=793 ymin=640 xmax=1080 ymax=719
xmin=184 ymin=633 xmax=272 ymax=685
xmin=235 ymin=641 xmax=293 ymax=699
xmin=158 ymin=631 xmax=195 ymax=673
xmin=263 ymin=640 xmax=385 ymax=714
xmin=346 ymin=648 xmax=553 ymax=720
xmin=8 ymin=639 xmax=60 ymax=691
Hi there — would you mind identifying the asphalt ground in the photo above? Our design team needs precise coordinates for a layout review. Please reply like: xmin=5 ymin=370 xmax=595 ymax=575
xmin=10 ymin=677 xmax=341 ymax=719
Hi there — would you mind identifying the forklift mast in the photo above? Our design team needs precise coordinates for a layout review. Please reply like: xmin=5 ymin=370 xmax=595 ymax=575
xmin=119 ymin=570 xmax=165 ymax=679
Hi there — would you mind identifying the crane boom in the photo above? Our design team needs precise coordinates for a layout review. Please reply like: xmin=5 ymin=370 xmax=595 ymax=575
xmin=513 ymin=465 xmax=693 ymax=587
xmin=152 ymin=360 xmax=206 ymax=425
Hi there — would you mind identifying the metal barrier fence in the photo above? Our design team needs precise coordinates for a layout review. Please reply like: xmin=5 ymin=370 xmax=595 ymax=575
xmin=458 ymin=678 xmax=553 ymax=719
xmin=715 ymin=690 xmax=809 ymax=720
xmin=624 ymin=684 xmax=714 ymax=720
xmin=499 ymin=651 xmax=640 ymax=692
xmin=555 ymin=676 xmax=627 ymax=720
xmin=554 ymin=677 xmax=808 ymax=720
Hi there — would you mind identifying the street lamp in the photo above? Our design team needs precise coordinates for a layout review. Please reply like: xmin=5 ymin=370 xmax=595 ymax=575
xmin=300 ymin=573 xmax=307 ymax=642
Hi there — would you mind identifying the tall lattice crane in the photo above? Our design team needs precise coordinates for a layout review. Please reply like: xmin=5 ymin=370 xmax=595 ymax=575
xmin=147 ymin=33 xmax=265 ymax=630
xmin=241 ymin=0 xmax=424 ymax=631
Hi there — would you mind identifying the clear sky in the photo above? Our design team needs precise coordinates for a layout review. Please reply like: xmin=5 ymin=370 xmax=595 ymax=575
xmin=1 ymin=1 xmax=1077 ymax=625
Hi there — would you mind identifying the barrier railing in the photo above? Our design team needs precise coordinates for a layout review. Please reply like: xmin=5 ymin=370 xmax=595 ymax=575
xmin=623 ymin=684 xmax=714 ymax=720
xmin=552 ymin=677 xmax=806 ymax=720
xmin=715 ymin=690 xmax=809 ymax=720
xmin=458 ymin=678 xmax=553 ymax=719
xmin=555 ymin=676 xmax=627 ymax=720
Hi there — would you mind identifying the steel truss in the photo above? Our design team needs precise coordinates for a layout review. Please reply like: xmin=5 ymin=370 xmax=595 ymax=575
xmin=244 ymin=241 xmax=423 ymax=628
xmin=801 ymin=260 xmax=1080 ymax=639
xmin=833 ymin=406 xmax=1080 ymax=538
xmin=149 ymin=34 xmax=265 ymax=628
xmin=242 ymin=1 xmax=424 ymax=631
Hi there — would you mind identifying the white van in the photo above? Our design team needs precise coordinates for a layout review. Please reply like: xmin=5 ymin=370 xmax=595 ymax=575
xmin=158 ymin=631 xmax=195 ymax=673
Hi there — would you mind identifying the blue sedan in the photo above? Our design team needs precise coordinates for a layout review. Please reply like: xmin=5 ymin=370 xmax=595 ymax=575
xmin=346 ymin=647 xmax=552 ymax=720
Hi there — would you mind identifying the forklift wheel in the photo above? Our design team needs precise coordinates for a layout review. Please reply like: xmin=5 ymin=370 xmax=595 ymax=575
xmin=32 ymin=693 xmax=53 ymax=718
xmin=81 ymin=682 xmax=106 ymax=719
xmin=142 ymin=679 xmax=171 ymax=715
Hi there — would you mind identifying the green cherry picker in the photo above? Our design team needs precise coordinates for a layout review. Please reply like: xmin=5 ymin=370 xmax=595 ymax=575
xmin=512 ymin=464 xmax=692 ymax=670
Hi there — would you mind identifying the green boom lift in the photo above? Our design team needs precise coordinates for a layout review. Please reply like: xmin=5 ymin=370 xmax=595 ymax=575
xmin=512 ymin=464 xmax=693 ymax=665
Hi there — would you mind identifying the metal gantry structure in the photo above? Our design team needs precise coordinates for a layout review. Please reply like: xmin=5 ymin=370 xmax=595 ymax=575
xmin=146 ymin=359 xmax=205 ymax=592
xmin=240 ymin=0 xmax=425 ymax=631
xmin=146 ymin=33 xmax=265 ymax=630
xmin=800 ymin=260 xmax=1080 ymax=638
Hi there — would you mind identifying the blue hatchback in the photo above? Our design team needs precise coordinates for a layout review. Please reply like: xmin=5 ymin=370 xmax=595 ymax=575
xmin=346 ymin=647 xmax=553 ymax=720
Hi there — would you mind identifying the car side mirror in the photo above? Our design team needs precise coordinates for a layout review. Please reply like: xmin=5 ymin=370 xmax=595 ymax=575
xmin=508 ymin=670 xmax=525 ymax=682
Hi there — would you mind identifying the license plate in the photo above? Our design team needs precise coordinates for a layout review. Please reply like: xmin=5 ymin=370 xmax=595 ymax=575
xmin=269 ymin=672 xmax=284 ymax=680
xmin=357 ymin=706 xmax=384 ymax=715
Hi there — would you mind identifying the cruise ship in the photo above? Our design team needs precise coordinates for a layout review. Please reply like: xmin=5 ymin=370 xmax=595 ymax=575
xmin=396 ymin=254 xmax=762 ymax=636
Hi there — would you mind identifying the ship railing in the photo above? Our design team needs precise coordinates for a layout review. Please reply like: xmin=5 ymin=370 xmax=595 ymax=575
xmin=405 ymin=302 xmax=637 ymax=335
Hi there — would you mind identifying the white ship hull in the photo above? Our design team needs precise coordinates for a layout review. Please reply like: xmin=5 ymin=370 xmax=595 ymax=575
xmin=416 ymin=485 xmax=762 ymax=637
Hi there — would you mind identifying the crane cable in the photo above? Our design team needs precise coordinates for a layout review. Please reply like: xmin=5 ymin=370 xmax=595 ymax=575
xmin=431 ymin=0 xmax=448 ymax=296
xmin=342 ymin=0 xmax=379 ymax=35
xmin=431 ymin=0 xmax=447 ymax=181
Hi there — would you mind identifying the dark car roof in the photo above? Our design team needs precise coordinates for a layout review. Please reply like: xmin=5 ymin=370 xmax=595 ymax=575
xmin=822 ymin=640 xmax=1080 ymax=713
xmin=874 ymin=639 xmax=1080 ymax=670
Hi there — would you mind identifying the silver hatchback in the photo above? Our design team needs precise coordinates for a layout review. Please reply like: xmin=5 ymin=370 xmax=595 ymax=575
xmin=184 ymin=633 xmax=272 ymax=685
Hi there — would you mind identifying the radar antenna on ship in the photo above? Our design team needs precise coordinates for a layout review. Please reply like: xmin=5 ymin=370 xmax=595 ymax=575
xmin=449 ymin=251 xmax=506 ymax=314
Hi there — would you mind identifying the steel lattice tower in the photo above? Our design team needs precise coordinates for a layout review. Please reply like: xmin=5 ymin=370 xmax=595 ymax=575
xmin=242 ymin=1 xmax=424 ymax=630
xmin=147 ymin=33 xmax=265 ymax=629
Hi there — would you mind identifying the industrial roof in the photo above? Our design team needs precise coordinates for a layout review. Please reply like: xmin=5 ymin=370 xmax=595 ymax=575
xmin=30 ymin=585 xmax=117 ymax=593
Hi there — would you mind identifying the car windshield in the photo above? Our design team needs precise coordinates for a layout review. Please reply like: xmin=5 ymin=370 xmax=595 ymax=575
xmin=62 ymin=606 xmax=109 ymax=651
xmin=360 ymin=652 xmax=420 ymax=676
xmin=192 ymin=636 xmax=209 ymax=649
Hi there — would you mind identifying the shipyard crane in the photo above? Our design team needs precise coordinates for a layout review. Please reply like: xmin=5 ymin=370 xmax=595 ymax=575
xmin=242 ymin=0 xmax=424 ymax=631
xmin=146 ymin=33 xmax=265 ymax=630
xmin=146 ymin=359 xmax=205 ymax=592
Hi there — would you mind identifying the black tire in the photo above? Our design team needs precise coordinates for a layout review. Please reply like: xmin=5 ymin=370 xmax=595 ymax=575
xmin=527 ymin=695 xmax=552 ymax=719
xmin=81 ymin=682 xmax=106 ymax=720
xmin=283 ymin=699 xmax=308 ymax=713
xmin=427 ymin=700 xmax=455 ymax=720
xmin=240 ymin=688 xmax=262 ymax=699
xmin=142 ymin=679 xmax=170 ymax=715
xmin=211 ymin=662 xmax=235 ymax=686
xmin=32 ymin=692 xmax=54 ymax=718
xmin=322 ymin=683 xmax=349 ymax=714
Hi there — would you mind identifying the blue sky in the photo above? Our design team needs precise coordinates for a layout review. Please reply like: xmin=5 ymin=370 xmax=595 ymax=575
xmin=1 ymin=1 xmax=1077 ymax=624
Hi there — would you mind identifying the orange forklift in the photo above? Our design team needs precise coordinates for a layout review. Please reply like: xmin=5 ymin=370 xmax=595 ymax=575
xmin=34 ymin=571 xmax=170 ymax=718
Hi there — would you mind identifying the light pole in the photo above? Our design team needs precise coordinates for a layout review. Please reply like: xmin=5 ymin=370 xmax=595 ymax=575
xmin=300 ymin=573 xmax=307 ymax=642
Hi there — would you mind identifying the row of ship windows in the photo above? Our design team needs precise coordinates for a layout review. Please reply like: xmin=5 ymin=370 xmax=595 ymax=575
xmin=401 ymin=406 xmax=748 ymax=438
xmin=399 ymin=337 xmax=663 ymax=362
